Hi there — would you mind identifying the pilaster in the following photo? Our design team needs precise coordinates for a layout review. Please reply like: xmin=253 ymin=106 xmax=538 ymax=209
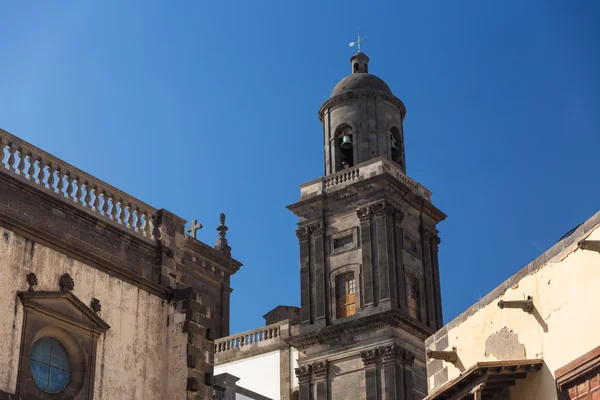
xmin=313 ymin=361 xmax=328 ymax=400
xmin=372 ymin=201 xmax=399 ymax=306
xmin=379 ymin=345 xmax=416 ymax=400
xmin=156 ymin=209 xmax=187 ymax=289
xmin=357 ymin=206 xmax=374 ymax=307
xmin=430 ymin=234 xmax=443 ymax=328
xmin=297 ymin=227 xmax=311 ymax=324
xmin=310 ymin=221 xmax=327 ymax=322
xmin=421 ymin=229 xmax=436 ymax=328
xmin=361 ymin=348 xmax=379 ymax=400
xmin=295 ymin=365 xmax=312 ymax=400
xmin=394 ymin=211 xmax=407 ymax=310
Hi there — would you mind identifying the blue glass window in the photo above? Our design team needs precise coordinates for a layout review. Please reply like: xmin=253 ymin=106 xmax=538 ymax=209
xmin=29 ymin=338 xmax=71 ymax=393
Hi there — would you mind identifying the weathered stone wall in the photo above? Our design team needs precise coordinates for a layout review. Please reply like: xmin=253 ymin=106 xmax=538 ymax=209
xmin=425 ymin=213 xmax=600 ymax=400
xmin=0 ymin=226 xmax=187 ymax=399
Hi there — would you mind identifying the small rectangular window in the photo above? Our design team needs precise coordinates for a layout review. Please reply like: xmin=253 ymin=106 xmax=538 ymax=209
xmin=333 ymin=235 xmax=353 ymax=249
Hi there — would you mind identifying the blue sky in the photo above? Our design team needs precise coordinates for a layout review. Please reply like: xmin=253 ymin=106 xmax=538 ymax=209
xmin=1 ymin=1 xmax=599 ymax=334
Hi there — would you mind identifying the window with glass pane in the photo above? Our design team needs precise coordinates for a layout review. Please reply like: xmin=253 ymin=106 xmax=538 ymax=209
xmin=407 ymin=276 xmax=420 ymax=321
xmin=29 ymin=338 xmax=71 ymax=393
xmin=336 ymin=273 xmax=357 ymax=318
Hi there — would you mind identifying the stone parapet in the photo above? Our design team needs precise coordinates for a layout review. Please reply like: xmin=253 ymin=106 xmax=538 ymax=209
xmin=214 ymin=320 xmax=291 ymax=364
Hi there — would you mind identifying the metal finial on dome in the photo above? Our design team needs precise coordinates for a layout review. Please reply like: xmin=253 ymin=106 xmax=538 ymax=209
xmin=349 ymin=30 xmax=367 ymax=53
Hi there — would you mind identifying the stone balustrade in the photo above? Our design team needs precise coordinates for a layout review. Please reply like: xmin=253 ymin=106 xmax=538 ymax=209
xmin=299 ymin=157 xmax=432 ymax=202
xmin=215 ymin=320 xmax=289 ymax=355
xmin=0 ymin=128 xmax=158 ymax=240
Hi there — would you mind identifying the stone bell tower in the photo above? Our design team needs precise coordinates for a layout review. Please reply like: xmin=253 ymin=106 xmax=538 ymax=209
xmin=287 ymin=51 xmax=447 ymax=399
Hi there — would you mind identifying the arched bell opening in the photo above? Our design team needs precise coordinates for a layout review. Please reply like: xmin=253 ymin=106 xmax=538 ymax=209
xmin=390 ymin=126 xmax=405 ymax=172
xmin=334 ymin=125 xmax=355 ymax=172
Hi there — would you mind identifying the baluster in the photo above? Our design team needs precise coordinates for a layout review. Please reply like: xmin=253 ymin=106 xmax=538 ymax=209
xmin=75 ymin=177 xmax=83 ymax=203
xmin=83 ymin=181 xmax=92 ymax=208
xmin=135 ymin=208 xmax=142 ymax=232
xmin=27 ymin=154 xmax=36 ymax=180
xmin=47 ymin=164 xmax=55 ymax=191
xmin=16 ymin=148 xmax=25 ymax=175
xmin=115 ymin=199 xmax=124 ymax=224
xmin=7 ymin=145 xmax=16 ymax=172
xmin=148 ymin=216 xmax=156 ymax=239
xmin=101 ymin=191 xmax=110 ymax=216
xmin=110 ymin=195 xmax=118 ymax=221
xmin=65 ymin=174 xmax=74 ymax=199
xmin=56 ymin=168 xmax=64 ymax=195
xmin=125 ymin=203 xmax=133 ymax=228
xmin=140 ymin=211 xmax=148 ymax=236
xmin=92 ymin=186 xmax=100 ymax=211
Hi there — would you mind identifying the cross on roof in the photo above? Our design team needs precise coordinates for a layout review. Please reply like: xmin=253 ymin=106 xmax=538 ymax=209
xmin=187 ymin=219 xmax=203 ymax=239
xmin=349 ymin=30 xmax=367 ymax=52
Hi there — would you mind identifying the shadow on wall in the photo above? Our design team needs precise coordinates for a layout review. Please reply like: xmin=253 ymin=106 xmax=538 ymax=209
xmin=509 ymin=361 xmax=556 ymax=400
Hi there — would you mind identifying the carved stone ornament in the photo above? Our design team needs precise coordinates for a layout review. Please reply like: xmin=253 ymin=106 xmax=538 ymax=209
xmin=294 ymin=365 xmax=312 ymax=383
xmin=403 ymin=349 xmax=416 ymax=365
xmin=394 ymin=209 xmax=405 ymax=222
xmin=26 ymin=273 xmax=38 ymax=292
xmin=379 ymin=344 xmax=399 ymax=362
xmin=371 ymin=201 xmax=396 ymax=218
xmin=356 ymin=206 xmax=372 ymax=223
xmin=166 ymin=219 xmax=177 ymax=236
xmin=309 ymin=222 xmax=324 ymax=236
xmin=59 ymin=273 xmax=74 ymax=292
xmin=361 ymin=348 xmax=379 ymax=366
xmin=431 ymin=235 xmax=441 ymax=247
xmin=313 ymin=361 xmax=328 ymax=379
xmin=91 ymin=298 xmax=102 ymax=313
xmin=296 ymin=227 xmax=310 ymax=242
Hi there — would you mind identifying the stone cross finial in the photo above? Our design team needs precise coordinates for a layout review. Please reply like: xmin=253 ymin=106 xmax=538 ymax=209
xmin=186 ymin=219 xmax=203 ymax=239
xmin=349 ymin=30 xmax=367 ymax=52
xmin=215 ymin=213 xmax=231 ymax=257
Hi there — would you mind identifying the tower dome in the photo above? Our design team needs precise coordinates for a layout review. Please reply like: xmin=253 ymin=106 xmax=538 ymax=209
xmin=319 ymin=52 xmax=407 ymax=176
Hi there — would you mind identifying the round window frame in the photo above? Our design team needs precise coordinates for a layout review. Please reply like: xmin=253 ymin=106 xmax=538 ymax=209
xmin=29 ymin=337 xmax=72 ymax=393
xmin=28 ymin=326 xmax=87 ymax=398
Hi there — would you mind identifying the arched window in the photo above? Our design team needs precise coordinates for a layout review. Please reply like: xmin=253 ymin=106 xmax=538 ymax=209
xmin=407 ymin=275 xmax=420 ymax=321
xmin=335 ymin=125 xmax=355 ymax=171
xmin=336 ymin=272 xmax=357 ymax=318
xmin=390 ymin=127 xmax=404 ymax=171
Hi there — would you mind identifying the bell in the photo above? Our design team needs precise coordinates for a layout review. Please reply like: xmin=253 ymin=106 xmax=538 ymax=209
xmin=341 ymin=135 xmax=353 ymax=150
xmin=391 ymin=137 xmax=398 ymax=151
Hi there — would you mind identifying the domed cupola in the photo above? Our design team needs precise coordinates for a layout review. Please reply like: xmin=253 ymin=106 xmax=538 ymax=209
xmin=319 ymin=52 xmax=407 ymax=176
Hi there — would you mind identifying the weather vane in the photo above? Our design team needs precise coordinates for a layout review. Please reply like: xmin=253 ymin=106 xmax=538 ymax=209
xmin=349 ymin=30 xmax=367 ymax=52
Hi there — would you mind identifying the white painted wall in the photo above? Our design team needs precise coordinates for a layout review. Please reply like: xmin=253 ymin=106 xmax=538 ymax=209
xmin=214 ymin=350 xmax=281 ymax=399
xmin=291 ymin=348 xmax=299 ymax=390
xmin=236 ymin=394 xmax=253 ymax=400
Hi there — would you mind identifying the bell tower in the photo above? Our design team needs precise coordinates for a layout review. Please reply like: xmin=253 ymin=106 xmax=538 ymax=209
xmin=288 ymin=51 xmax=447 ymax=400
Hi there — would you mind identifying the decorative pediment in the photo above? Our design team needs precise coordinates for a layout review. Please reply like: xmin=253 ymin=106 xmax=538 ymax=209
xmin=18 ymin=291 xmax=110 ymax=334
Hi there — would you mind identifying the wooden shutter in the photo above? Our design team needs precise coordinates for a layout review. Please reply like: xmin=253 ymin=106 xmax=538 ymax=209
xmin=336 ymin=273 xmax=356 ymax=318
xmin=565 ymin=369 xmax=600 ymax=399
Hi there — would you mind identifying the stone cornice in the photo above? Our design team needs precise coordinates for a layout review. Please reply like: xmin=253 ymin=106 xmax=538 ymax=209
xmin=288 ymin=173 xmax=446 ymax=224
xmin=286 ymin=309 xmax=434 ymax=349
xmin=319 ymin=89 xmax=406 ymax=121
xmin=184 ymin=236 xmax=243 ymax=276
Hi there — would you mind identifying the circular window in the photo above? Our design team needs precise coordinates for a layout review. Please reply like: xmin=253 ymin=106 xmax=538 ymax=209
xmin=29 ymin=338 xmax=71 ymax=393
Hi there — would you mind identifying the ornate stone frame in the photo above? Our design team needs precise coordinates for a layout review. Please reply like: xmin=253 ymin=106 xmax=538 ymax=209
xmin=329 ymin=227 xmax=359 ymax=256
xmin=15 ymin=291 xmax=110 ymax=399
xmin=329 ymin=264 xmax=362 ymax=320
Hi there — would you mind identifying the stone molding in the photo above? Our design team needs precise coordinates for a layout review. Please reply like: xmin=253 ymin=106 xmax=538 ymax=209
xmin=371 ymin=201 xmax=397 ymax=218
xmin=295 ymin=365 xmax=312 ymax=383
xmin=318 ymin=89 xmax=407 ymax=121
xmin=379 ymin=344 xmax=416 ymax=365
xmin=296 ymin=226 xmax=310 ymax=242
xmin=361 ymin=348 xmax=379 ymax=366
xmin=313 ymin=361 xmax=328 ymax=379
xmin=309 ymin=221 xmax=324 ymax=236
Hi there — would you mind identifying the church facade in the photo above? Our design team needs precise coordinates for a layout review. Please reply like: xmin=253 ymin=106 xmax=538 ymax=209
xmin=0 ymin=127 xmax=243 ymax=399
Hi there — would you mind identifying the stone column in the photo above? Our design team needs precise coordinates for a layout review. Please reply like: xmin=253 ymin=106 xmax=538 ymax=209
xmin=310 ymin=221 xmax=327 ymax=322
xmin=380 ymin=345 xmax=402 ymax=399
xmin=401 ymin=350 xmax=416 ymax=399
xmin=313 ymin=361 xmax=328 ymax=399
xmin=430 ymin=234 xmax=443 ymax=328
xmin=361 ymin=348 xmax=379 ymax=400
xmin=372 ymin=201 xmax=398 ymax=305
xmin=421 ymin=229 xmax=436 ymax=328
xmin=295 ymin=365 xmax=313 ymax=400
xmin=357 ymin=206 xmax=374 ymax=307
xmin=297 ymin=227 xmax=311 ymax=324
xmin=394 ymin=211 xmax=407 ymax=310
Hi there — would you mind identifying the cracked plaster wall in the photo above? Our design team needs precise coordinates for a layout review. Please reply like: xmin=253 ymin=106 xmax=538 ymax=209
xmin=426 ymin=224 xmax=600 ymax=400
xmin=0 ymin=226 xmax=188 ymax=399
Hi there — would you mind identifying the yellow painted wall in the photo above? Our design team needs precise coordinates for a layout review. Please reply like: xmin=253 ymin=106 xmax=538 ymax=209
xmin=428 ymin=223 xmax=600 ymax=400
